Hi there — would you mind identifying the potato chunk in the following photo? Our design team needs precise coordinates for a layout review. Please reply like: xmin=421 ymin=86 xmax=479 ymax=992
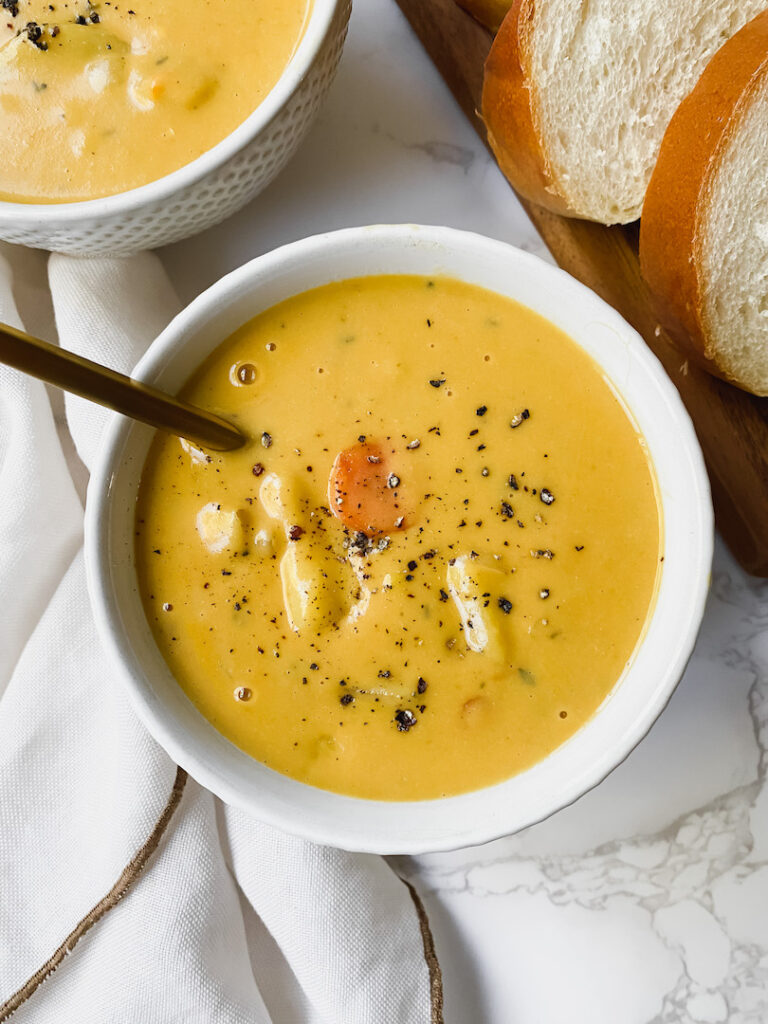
xmin=259 ymin=472 xmax=304 ymax=529
xmin=196 ymin=503 xmax=244 ymax=554
xmin=280 ymin=540 xmax=356 ymax=635
xmin=446 ymin=555 xmax=513 ymax=662
xmin=262 ymin=470 xmax=372 ymax=634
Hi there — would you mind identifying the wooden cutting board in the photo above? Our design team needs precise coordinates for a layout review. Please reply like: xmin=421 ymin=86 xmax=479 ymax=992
xmin=395 ymin=0 xmax=768 ymax=577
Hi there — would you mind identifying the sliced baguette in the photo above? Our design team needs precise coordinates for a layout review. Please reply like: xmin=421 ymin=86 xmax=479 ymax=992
xmin=640 ymin=11 xmax=768 ymax=397
xmin=455 ymin=0 xmax=513 ymax=32
xmin=482 ymin=0 xmax=768 ymax=224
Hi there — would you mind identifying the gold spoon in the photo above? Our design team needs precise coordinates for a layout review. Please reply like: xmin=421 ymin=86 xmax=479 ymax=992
xmin=0 ymin=321 xmax=246 ymax=452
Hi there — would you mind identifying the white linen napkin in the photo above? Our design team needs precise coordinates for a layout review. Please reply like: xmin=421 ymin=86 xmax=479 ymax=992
xmin=0 ymin=244 xmax=441 ymax=1024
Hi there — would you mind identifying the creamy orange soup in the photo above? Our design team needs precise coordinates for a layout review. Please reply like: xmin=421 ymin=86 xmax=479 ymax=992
xmin=135 ymin=275 xmax=662 ymax=800
xmin=0 ymin=0 xmax=310 ymax=202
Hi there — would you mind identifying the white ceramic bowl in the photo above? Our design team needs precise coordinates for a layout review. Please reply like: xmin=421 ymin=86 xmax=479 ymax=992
xmin=86 ymin=225 xmax=713 ymax=854
xmin=0 ymin=0 xmax=350 ymax=255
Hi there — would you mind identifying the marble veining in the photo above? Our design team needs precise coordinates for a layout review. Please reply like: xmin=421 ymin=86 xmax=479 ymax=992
xmin=402 ymin=139 xmax=476 ymax=173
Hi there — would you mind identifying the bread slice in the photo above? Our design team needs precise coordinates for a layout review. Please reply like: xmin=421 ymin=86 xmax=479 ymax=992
xmin=640 ymin=11 xmax=768 ymax=397
xmin=455 ymin=0 xmax=513 ymax=32
xmin=482 ymin=0 xmax=768 ymax=224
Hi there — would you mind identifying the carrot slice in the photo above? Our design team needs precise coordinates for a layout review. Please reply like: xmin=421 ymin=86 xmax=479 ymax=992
xmin=328 ymin=441 xmax=406 ymax=535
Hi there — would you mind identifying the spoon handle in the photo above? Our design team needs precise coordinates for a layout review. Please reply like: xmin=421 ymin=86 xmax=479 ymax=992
xmin=0 ymin=322 xmax=245 ymax=452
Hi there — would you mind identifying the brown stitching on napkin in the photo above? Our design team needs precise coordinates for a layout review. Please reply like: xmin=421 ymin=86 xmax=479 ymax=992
xmin=403 ymin=879 xmax=444 ymax=1024
xmin=0 ymin=765 xmax=188 ymax=1022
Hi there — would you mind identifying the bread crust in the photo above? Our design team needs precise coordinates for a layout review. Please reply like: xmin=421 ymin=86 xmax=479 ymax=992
xmin=639 ymin=10 xmax=768 ymax=394
xmin=481 ymin=0 xmax=575 ymax=217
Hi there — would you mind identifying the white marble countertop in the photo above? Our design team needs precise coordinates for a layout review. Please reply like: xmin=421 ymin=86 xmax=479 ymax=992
xmin=161 ymin=3 xmax=768 ymax=1021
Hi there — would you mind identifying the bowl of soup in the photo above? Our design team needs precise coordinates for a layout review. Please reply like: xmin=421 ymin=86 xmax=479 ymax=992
xmin=85 ymin=224 xmax=713 ymax=853
xmin=0 ymin=0 xmax=349 ymax=254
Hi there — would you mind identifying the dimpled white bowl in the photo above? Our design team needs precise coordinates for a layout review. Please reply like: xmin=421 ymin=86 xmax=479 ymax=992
xmin=0 ymin=0 xmax=350 ymax=255
xmin=85 ymin=225 xmax=713 ymax=854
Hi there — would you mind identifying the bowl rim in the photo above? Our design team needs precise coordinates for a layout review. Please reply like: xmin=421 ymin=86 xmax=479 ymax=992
xmin=85 ymin=224 xmax=714 ymax=854
xmin=0 ymin=0 xmax=340 ymax=222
